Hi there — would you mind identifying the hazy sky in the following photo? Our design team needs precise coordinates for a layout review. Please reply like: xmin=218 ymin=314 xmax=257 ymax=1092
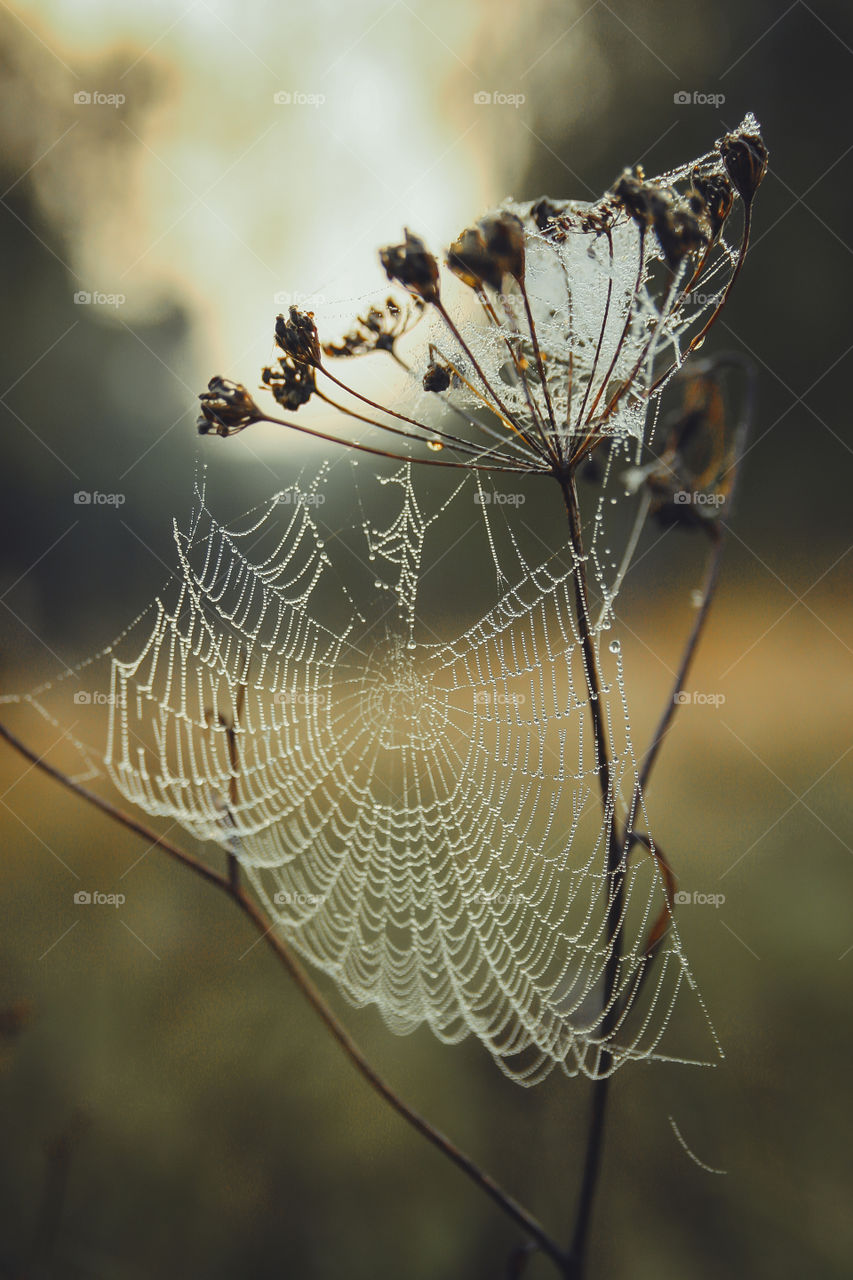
xmin=14 ymin=0 xmax=521 ymax=370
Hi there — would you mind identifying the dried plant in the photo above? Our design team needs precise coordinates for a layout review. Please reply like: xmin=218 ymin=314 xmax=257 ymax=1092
xmin=1 ymin=115 xmax=766 ymax=1279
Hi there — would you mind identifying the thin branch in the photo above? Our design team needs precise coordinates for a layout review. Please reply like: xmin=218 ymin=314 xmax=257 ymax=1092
xmin=636 ymin=352 xmax=755 ymax=800
xmin=0 ymin=717 xmax=567 ymax=1272
xmin=256 ymin=408 xmax=541 ymax=474
xmin=557 ymin=471 xmax=625 ymax=1279
xmin=561 ymin=352 xmax=755 ymax=1279
xmin=566 ymin=1073 xmax=612 ymax=1279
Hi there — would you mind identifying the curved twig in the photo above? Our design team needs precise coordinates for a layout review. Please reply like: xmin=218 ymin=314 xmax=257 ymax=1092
xmin=0 ymin=717 xmax=568 ymax=1273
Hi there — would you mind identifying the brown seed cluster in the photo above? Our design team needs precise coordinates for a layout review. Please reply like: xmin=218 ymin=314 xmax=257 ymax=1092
xmin=197 ymin=377 xmax=262 ymax=436
xmin=195 ymin=117 xmax=766 ymax=485
xmin=322 ymin=296 xmax=424 ymax=361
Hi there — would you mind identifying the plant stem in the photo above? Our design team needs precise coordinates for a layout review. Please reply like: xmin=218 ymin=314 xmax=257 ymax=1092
xmin=562 ymin=354 xmax=755 ymax=1276
xmin=557 ymin=472 xmax=625 ymax=1278
xmin=634 ymin=352 xmax=754 ymax=805
xmin=637 ymin=523 xmax=723 ymax=795
xmin=566 ymin=1073 xmax=612 ymax=1277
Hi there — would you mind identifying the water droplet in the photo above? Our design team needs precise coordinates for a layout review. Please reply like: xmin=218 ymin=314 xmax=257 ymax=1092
xmin=407 ymin=641 xmax=416 ymax=650
xmin=368 ymin=553 xmax=375 ymax=561
xmin=608 ymin=639 xmax=621 ymax=654
xmin=609 ymin=497 xmax=617 ymax=505
xmin=690 ymin=589 xmax=703 ymax=609
xmin=427 ymin=439 xmax=443 ymax=452
xmin=316 ymin=540 xmax=324 ymax=548
xmin=374 ymin=580 xmax=382 ymax=589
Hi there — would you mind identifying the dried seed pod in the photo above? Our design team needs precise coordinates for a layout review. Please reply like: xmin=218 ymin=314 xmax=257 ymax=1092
xmin=447 ymin=212 xmax=525 ymax=291
xmin=323 ymin=296 xmax=424 ymax=360
xmin=690 ymin=171 xmax=734 ymax=239
xmin=717 ymin=127 xmax=768 ymax=205
xmin=422 ymin=361 xmax=451 ymax=393
xmin=379 ymin=230 xmax=441 ymax=304
xmin=262 ymin=355 xmax=316 ymax=411
xmin=612 ymin=172 xmax=663 ymax=226
xmin=653 ymin=201 xmax=709 ymax=269
xmin=480 ymin=212 xmax=525 ymax=282
xmin=275 ymin=307 xmax=322 ymax=367
xmin=197 ymin=377 xmax=262 ymax=436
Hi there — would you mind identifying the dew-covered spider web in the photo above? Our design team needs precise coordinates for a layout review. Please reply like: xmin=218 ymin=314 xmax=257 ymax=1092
xmin=6 ymin=453 xmax=723 ymax=1084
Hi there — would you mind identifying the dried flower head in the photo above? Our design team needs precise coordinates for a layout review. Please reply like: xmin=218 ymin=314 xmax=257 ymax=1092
xmin=262 ymin=354 xmax=316 ymax=412
xmin=322 ymin=296 xmax=424 ymax=362
xmin=196 ymin=115 xmax=766 ymax=483
xmin=197 ymin=377 xmax=263 ymax=436
xmin=274 ymin=306 xmax=322 ymax=367
xmin=625 ymin=358 xmax=747 ymax=529
xmin=422 ymin=361 xmax=451 ymax=393
xmin=717 ymin=125 xmax=768 ymax=205
xmin=379 ymin=230 xmax=441 ymax=304
xmin=447 ymin=211 xmax=526 ymax=291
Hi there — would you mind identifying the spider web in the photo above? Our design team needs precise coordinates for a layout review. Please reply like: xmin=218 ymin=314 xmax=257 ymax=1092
xmin=7 ymin=455 xmax=722 ymax=1084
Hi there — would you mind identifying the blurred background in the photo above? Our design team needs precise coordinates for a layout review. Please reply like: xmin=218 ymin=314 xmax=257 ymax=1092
xmin=1 ymin=0 xmax=851 ymax=1276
